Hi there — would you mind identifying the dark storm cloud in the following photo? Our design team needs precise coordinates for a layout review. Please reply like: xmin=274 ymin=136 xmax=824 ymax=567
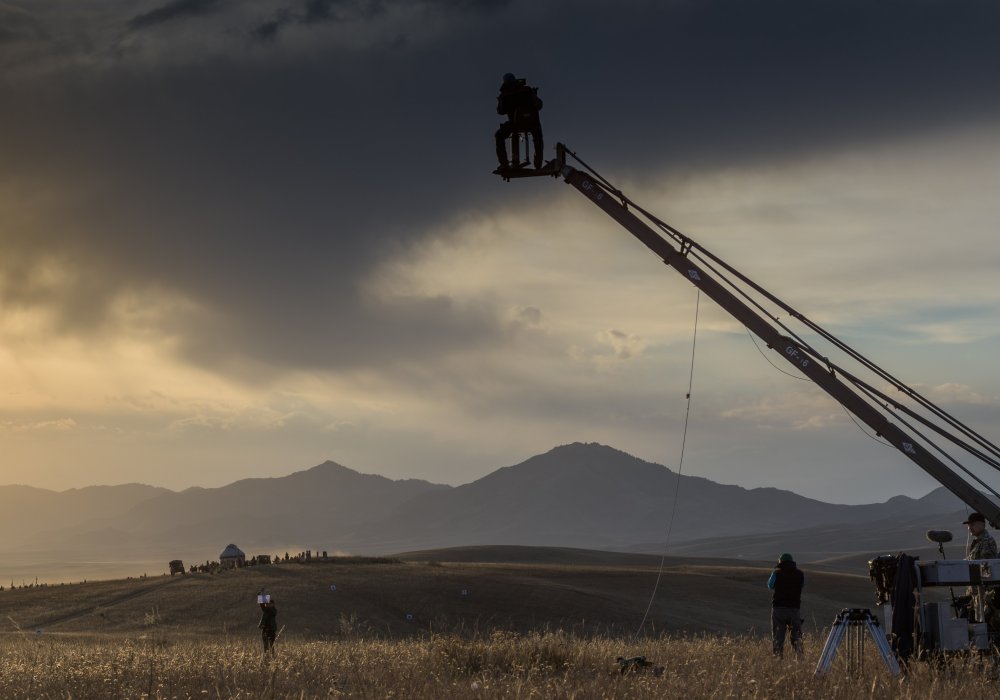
xmin=302 ymin=0 xmax=356 ymax=23
xmin=253 ymin=0 xmax=508 ymax=41
xmin=251 ymin=0 xmax=385 ymax=40
xmin=0 ymin=3 xmax=47 ymax=45
xmin=253 ymin=20 xmax=281 ymax=40
xmin=296 ymin=0 xmax=510 ymax=23
xmin=542 ymin=0 xmax=1000 ymax=175
xmin=3 ymin=0 xmax=1000 ymax=378
xmin=128 ymin=0 xmax=225 ymax=30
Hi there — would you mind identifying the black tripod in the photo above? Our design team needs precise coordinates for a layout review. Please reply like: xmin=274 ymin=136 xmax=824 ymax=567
xmin=815 ymin=608 xmax=901 ymax=677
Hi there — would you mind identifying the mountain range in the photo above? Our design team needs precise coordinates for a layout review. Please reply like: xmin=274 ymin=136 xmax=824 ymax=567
xmin=0 ymin=442 xmax=973 ymax=573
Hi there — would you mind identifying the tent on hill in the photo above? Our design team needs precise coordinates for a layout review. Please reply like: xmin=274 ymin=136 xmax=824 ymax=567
xmin=220 ymin=544 xmax=246 ymax=569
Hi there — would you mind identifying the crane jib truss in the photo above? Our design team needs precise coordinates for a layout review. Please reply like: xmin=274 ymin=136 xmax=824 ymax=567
xmin=500 ymin=143 xmax=1000 ymax=525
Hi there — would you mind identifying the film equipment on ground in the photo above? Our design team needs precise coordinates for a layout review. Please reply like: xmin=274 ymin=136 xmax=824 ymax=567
xmin=815 ymin=608 xmax=901 ymax=677
xmin=869 ymin=555 xmax=898 ymax=607
xmin=926 ymin=530 xmax=964 ymax=617
xmin=865 ymin=543 xmax=1000 ymax=658
xmin=616 ymin=656 xmax=664 ymax=676
xmin=909 ymin=557 xmax=995 ymax=651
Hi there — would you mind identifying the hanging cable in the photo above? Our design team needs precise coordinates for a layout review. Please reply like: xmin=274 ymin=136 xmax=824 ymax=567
xmin=840 ymin=405 xmax=896 ymax=449
xmin=834 ymin=365 xmax=1000 ymax=473
xmin=849 ymin=379 xmax=1000 ymax=503
xmin=745 ymin=329 xmax=810 ymax=382
xmin=564 ymin=152 xmax=835 ymax=372
xmin=559 ymin=145 xmax=1000 ymax=635
xmin=744 ymin=324 xmax=895 ymax=448
xmin=640 ymin=202 xmax=1000 ymax=464
xmin=562 ymin=146 xmax=1000 ymax=479
xmin=633 ymin=290 xmax=701 ymax=642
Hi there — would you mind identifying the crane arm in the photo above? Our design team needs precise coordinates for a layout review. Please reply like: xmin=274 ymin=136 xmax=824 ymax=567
xmin=550 ymin=147 xmax=1000 ymax=525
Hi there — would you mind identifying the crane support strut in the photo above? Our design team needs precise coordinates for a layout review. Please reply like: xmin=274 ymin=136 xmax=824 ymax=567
xmin=532 ymin=144 xmax=1000 ymax=525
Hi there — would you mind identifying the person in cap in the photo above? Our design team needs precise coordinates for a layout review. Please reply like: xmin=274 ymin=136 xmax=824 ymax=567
xmin=494 ymin=72 xmax=544 ymax=170
xmin=962 ymin=513 xmax=997 ymax=625
xmin=767 ymin=553 xmax=804 ymax=657
xmin=258 ymin=596 xmax=278 ymax=654
xmin=964 ymin=512 xmax=998 ymax=560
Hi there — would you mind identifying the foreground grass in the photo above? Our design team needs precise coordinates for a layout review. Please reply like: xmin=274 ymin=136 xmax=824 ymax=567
xmin=1 ymin=631 xmax=998 ymax=698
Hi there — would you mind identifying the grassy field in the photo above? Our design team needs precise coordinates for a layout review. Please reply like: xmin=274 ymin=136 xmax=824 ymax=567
xmin=0 ymin=549 xmax=986 ymax=697
xmin=0 ymin=551 xmax=876 ymax=638
xmin=1 ymin=630 xmax=997 ymax=698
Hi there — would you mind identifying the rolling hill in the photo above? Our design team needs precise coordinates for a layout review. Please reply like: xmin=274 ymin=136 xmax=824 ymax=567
xmin=0 ymin=546 xmax=877 ymax=639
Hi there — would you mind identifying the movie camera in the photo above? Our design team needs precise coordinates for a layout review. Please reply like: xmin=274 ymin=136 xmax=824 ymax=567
xmin=867 ymin=530 xmax=998 ymax=655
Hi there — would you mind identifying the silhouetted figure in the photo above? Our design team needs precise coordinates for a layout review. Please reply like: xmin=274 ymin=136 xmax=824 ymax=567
xmin=768 ymin=553 xmax=804 ymax=658
xmin=494 ymin=73 xmax=544 ymax=170
xmin=259 ymin=598 xmax=278 ymax=654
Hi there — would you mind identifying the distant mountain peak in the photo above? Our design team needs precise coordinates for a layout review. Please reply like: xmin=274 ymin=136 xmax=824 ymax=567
xmin=546 ymin=442 xmax=634 ymax=457
xmin=306 ymin=460 xmax=358 ymax=475
xmin=532 ymin=442 xmax=649 ymax=465
xmin=0 ymin=443 xmax=972 ymax=570
xmin=519 ymin=442 xmax=663 ymax=477
xmin=298 ymin=460 xmax=447 ymax=489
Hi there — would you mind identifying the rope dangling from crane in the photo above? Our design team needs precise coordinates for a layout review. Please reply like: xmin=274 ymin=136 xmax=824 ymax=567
xmin=631 ymin=288 xmax=701 ymax=643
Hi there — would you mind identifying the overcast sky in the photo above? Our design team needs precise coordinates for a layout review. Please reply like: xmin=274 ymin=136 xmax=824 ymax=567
xmin=2 ymin=0 xmax=1000 ymax=503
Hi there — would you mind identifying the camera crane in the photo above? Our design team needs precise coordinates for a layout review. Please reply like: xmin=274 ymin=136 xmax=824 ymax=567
xmin=498 ymin=143 xmax=1000 ymax=660
xmin=497 ymin=144 xmax=1000 ymax=527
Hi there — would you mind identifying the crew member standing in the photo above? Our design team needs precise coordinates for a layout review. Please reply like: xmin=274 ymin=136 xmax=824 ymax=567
xmin=767 ymin=553 xmax=804 ymax=658
xmin=494 ymin=72 xmax=544 ymax=170
xmin=964 ymin=512 xmax=997 ymax=625
xmin=259 ymin=597 xmax=278 ymax=654
xmin=965 ymin=512 xmax=998 ymax=560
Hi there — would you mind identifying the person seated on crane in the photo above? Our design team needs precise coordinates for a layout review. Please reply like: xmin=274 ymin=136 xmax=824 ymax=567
xmin=494 ymin=72 xmax=544 ymax=170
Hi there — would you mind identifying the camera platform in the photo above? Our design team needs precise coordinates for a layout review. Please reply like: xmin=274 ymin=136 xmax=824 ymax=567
xmin=493 ymin=161 xmax=562 ymax=181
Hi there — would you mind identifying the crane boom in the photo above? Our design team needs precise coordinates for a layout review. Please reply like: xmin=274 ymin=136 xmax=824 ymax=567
xmin=526 ymin=144 xmax=1000 ymax=524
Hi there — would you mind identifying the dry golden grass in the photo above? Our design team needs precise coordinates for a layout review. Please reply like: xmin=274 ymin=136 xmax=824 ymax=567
xmin=1 ymin=630 xmax=998 ymax=698
xmin=0 ymin=554 xmax=984 ymax=697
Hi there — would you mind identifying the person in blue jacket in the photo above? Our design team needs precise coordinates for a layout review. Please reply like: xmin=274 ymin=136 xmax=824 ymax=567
xmin=767 ymin=553 xmax=804 ymax=657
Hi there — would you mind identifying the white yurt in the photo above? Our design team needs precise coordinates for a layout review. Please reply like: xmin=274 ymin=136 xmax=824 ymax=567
xmin=219 ymin=543 xmax=246 ymax=569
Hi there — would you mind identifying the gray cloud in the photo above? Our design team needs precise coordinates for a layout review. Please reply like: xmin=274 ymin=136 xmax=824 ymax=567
xmin=3 ymin=0 xmax=1000 ymax=380
xmin=251 ymin=0 xmax=384 ymax=42
xmin=252 ymin=0 xmax=508 ymax=41
xmin=128 ymin=0 xmax=225 ymax=30
xmin=302 ymin=0 xmax=361 ymax=23
xmin=252 ymin=18 xmax=282 ymax=40
xmin=0 ymin=4 xmax=42 ymax=44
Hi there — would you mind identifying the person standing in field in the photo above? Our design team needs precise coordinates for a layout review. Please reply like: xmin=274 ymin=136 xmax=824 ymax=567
xmin=767 ymin=553 xmax=804 ymax=657
xmin=259 ymin=597 xmax=278 ymax=654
